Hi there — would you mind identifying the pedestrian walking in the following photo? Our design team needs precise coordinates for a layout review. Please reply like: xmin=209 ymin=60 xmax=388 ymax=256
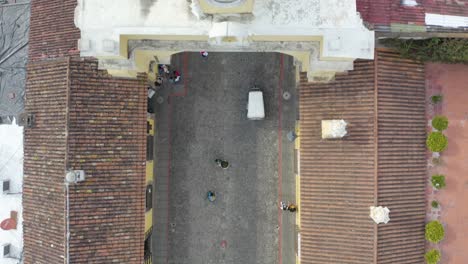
xmin=280 ymin=201 xmax=288 ymax=210
xmin=169 ymin=70 xmax=181 ymax=83
xmin=155 ymin=76 xmax=163 ymax=86
xmin=162 ymin=64 xmax=170 ymax=74
xmin=173 ymin=70 xmax=181 ymax=83
xmin=200 ymin=51 xmax=209 ymax=58
xmin=280 ymin=201 xmax=297 ymax=212
xmin=287 ymin=204 xmax=297 ymax=212
xmin=215 ymin=159 xmax=229 ymax=169
xmin=207 ymin=191 xmax=216 ymax=202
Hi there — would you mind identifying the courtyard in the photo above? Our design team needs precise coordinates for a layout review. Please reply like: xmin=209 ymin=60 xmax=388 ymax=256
xmin=151 ymin=52 xmax=297 ymax=264
xmin=426 ymin=63 xmax=468 ymax=264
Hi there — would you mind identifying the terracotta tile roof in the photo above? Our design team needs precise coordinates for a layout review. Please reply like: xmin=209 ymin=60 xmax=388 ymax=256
xmin=23 ymin=58 xmax=70 ymax=264
xmin=375 ymin=50 xmax=427 ymax=264
xmin=357 ymin=0 xmax=468 ymax=31
xmin=299 ymin=49 xmax=426 ymax=264
xmin=357 ymin=0 xmax=424 ymax=26
xmin=29 ymin=0 xmax=80 ymax=60
xmin=23 ymin=58 xmax=147 ymax=263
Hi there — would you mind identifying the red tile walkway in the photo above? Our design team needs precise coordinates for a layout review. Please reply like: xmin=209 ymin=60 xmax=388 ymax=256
xmin=426 ymin=63 xmax=468 ymax=264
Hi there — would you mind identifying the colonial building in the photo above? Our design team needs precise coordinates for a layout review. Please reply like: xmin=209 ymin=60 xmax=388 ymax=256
xmin=19 ymin=0 xmax=467 ymax=263
xmin=74 ymin=0 xmax=374 ymax=82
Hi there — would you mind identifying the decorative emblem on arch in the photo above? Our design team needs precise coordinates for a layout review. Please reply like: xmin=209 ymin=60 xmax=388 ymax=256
xmin=197 ymin=0 xmax=254 ymax=14
xmin=207 ymin=0 xmax=247 ymax=7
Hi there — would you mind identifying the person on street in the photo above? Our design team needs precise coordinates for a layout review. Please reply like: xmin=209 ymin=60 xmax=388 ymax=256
xmin=174 ymin=70 xmax=181 ymax=83
xmin=155 ymin=76 xmax=163 ymax=86
xmin=207 ymin=191 xmax=216 ymax=202
xmin=215 ymin=159 xmax=229 ymax=169
xmin=287 ymin=204 xmax=297 ymax=212
xmin=169 ymin=70 xmax=181 ymax=83
xmin=161 ymin=64 xmax=170 ymax=74
xmin=280 ymin=201 xmax=288 ymax=210
xmin=280 ymin=201 xmax=297 ymax=212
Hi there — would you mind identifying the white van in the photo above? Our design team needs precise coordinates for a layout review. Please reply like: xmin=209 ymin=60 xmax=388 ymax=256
xmin=247 ymin=88 xmax=265 ymax=120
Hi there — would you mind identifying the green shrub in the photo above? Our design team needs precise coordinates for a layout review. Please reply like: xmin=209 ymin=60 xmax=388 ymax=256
xmin=426 ymin=132 xmax=448 ymax=152
xmin=425 ymin=249 xmax=441 ymax=264
xmin=381 ymin=38 xmax=468 ymax=64
xmin=425 ymin=221 xmax=445 ymax=243
xmin=432 ymin=116 xmax=449 ymax=131
xmin=431 ymin=200 xmax=439 ymax=208
xmin=431 ymin=95 xmax=443 ymax=104
xmin=431 ymin=175 xmax=446 ymax=190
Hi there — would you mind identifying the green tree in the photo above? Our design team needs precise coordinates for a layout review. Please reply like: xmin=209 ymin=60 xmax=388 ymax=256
xmin=426 ymin=132 xmax=448 ymax=152
xmin=432 ymin=116 xmax=449 ymax=131
xmin=425 ymin=249 xmax=441 ymax=264
xmin=431 ymin=175 xmax=446 ymax=190
xmin=425 ymin=221 xmax=445 ymax=243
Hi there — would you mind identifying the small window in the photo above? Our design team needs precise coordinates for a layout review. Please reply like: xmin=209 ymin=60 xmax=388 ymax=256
xmin=3 ymin=244 xmax=10 ymax=257
xmin=146 ymin=184 xmax=153 ymax=211
xmin=2 ymin=180 xmax=10 ymax=193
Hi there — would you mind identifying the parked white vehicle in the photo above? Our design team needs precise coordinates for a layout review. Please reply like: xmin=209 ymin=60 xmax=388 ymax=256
xmin=247 ymin=88 xmax=265 ymax=120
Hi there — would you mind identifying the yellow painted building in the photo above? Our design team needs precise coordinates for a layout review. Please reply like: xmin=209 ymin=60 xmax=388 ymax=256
xmin=145 ymin=113 xmax=155 ymax=264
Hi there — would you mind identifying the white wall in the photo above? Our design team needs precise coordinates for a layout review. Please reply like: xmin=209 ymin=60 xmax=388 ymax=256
xmin=0 ymin=120 xmax=24 ymax=263
xmin=75 ymin=0 xmax=374 ymax=60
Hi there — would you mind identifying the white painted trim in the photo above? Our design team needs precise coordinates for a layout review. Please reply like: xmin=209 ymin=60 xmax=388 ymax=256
xmin=425 ymin=13 xmax=468 ymax=28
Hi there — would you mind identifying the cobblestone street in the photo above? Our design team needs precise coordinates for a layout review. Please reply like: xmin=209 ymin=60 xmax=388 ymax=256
xmin=152 ymin=52 xmax=297 ymax=264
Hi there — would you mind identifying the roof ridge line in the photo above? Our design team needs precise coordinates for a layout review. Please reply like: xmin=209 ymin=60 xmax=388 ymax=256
xmin=373 ymin=49 xmax=379 ymax=264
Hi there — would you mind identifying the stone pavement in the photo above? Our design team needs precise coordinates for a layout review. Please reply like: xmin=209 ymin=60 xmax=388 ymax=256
xmin=426 ymin=63 xmax=468 ymax=264
xmin=152 ymin=52 xmax=297 ymax=264
xmin=0 ymin=2 xmax=29 ymax=118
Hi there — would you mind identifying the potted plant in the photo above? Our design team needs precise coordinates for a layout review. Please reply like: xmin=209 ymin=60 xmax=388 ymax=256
xmin=431 ymin=175 xmax=446 ymax=190
xmin=431 ymin=95 xmax=443 ymax=104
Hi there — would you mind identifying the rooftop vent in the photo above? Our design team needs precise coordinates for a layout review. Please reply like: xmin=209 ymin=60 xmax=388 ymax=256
xmin=401 ymin=0 xmax=418 ymax=6
xmin=65 ymin=170 xmax=86 ymax=184
xmin=370 ymin=206 xmax=390 ymax=224
xmin=17 ymin=113 xmax=35 ymax=128
xmin=321 ymin=120 xmax=347 ymax=139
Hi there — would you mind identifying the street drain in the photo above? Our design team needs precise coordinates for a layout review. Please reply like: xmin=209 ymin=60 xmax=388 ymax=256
xmin=157 ymin=96 xmax=164 ymax=104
